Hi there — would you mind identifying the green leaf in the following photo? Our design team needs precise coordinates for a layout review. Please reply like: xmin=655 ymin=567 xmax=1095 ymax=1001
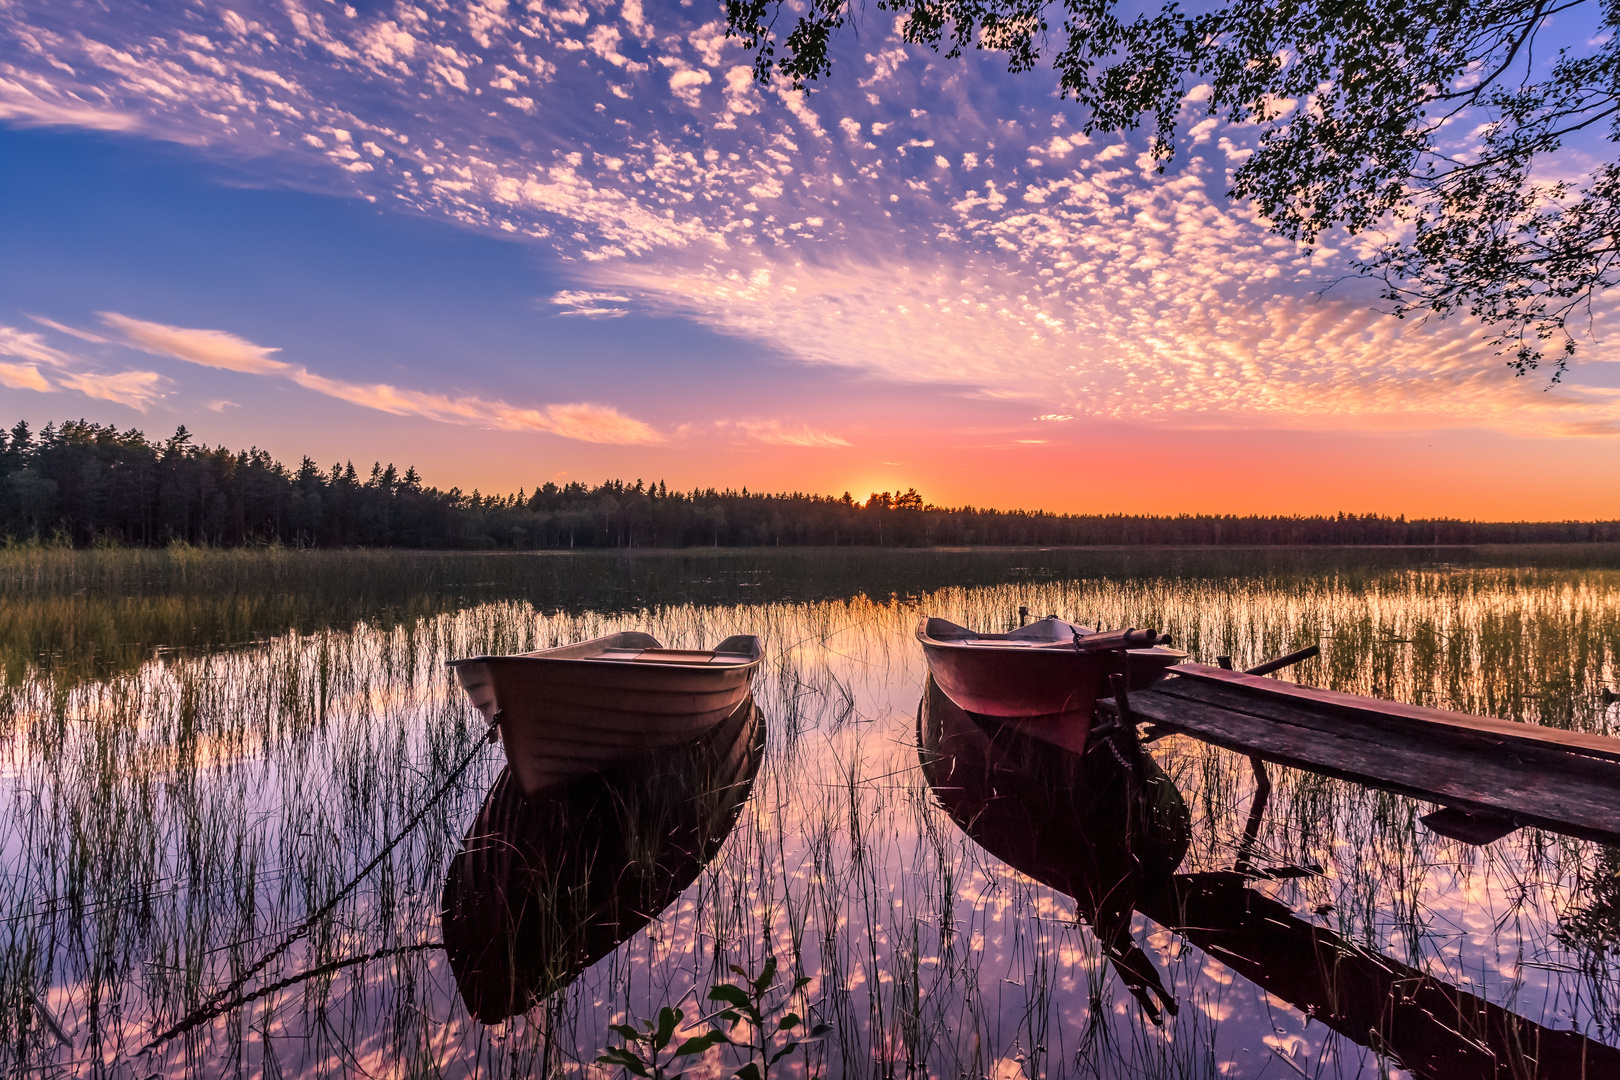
xmin=596 ymin=1048 xmax=651 ymax=1077
xmin=753 ymin=955 xmax=778 ymax=995
xmin=708 ymin=984 xmax=750 ymax=1009
xmin=673 ymin=1031 xmax=728 ymax=1057
xmin=772 ymin=1042 xmax=803 ymax=1064
xmin=609 ymin=1024 xmax=643 ymax=1042
xmin=734 ymin=1064 xmax=763 ymax=1080
xmin=654 ymin=1007 xmax=682 ymax=1050
xmin=776 ymin=1013 xmax=801 ymax=1031
xmin=803 ymin=1023 xmax=832 ymax=1042
xmin=792 ymin=976 xmax=812 ymax=992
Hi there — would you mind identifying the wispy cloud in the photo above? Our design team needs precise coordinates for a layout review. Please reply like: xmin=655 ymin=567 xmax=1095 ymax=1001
xmin=56 ymin=369 xmax=169 ymax=410
xmin=725 ymin=418 xmax=852 ymax=447
xmin=0 ymin=324 xmax=166 ymax=407
xmin=0 ymin=325 xmax=77 ymax=367
xmin=0 ymin=361 xmax=50 ymax=392
xmin=550 ymin=290 xmax=631 ymax=318
xmin=102 ymin=312 xmax=288 ymax=374
xmin=27 ymin=316 xmax=115 ymax=345
xmin=0 ymin=75 xmax=144 ymax=134
xmin=94 ymin=312 xmax=663 ymax=444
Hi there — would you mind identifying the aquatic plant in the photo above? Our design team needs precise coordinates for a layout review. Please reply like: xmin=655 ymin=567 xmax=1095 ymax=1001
xmin=596 ymin=1006 xmax=729 ymax=1079
xmin=705 ymin=956 xmax=830 ymax=1080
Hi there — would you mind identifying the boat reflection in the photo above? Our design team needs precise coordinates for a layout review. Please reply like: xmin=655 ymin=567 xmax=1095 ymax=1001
xmin=917 ymin=677 xmax=1620 ymax=1077
xmin=918 ymin=675 xmax=1190 ymax=1020
xmin=441 ymin=695 xmax=765 ymax=1023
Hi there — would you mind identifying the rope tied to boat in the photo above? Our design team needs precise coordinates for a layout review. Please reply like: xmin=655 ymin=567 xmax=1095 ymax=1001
xmin=137 ymin=712 xmax=501 ymax=1056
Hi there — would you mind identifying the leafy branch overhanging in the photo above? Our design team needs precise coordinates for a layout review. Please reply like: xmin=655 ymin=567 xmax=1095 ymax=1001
xmin=725 ymin=0 xmax=1620 ymax=379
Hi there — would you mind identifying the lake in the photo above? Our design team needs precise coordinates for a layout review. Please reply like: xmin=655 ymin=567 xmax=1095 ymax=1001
xmin=2 ymin=544 xmax=1618 ymax=1078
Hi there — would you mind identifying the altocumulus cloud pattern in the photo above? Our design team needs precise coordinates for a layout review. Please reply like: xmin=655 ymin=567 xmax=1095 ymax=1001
xmin=2 ymin=0 xmax=1617 ymax=435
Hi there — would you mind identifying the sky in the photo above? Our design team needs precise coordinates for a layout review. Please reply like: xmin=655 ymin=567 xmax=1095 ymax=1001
xmin=0 ymin=0 xmax=1617 ymax=518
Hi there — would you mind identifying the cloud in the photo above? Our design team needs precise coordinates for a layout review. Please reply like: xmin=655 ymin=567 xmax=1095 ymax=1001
xmin=27 ymin=316 xmax=115 ymax=345
xmin=533 ymin=402 xmax=662 ymax=444
xmin=1 ymin=323 xmax=170 ymax=405
xmin=93 ymin=311 xmax=662 ymax=443
xmin=0 ymin=325 xmax=76 ymax=367
xmin=551 ymin=291 xmax=631 ymax=317
xmin=100 ymin=313 xmax=290 ymax=374
xmin=727 ymin=419 xmax=851 ymax=447
xmin=0 ymin=362 xmax=51 ymax=392
xmin=56 ymin=369 xmax=169 ymax=410
xmin=0 ymin=1 xmax=1614 ymax=440
xmin=0 ymin=76 xmax=145 ymax=133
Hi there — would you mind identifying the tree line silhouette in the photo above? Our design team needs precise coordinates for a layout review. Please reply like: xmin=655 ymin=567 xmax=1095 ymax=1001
xmin=4 ymin=419 xmax=1616 ymax=549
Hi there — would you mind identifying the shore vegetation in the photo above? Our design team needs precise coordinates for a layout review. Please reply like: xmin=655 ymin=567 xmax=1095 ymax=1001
xmin=5 ymin=418 xmax=1618 ymax=550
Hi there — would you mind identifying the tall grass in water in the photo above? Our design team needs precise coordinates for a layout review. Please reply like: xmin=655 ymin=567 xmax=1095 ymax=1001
xmin=8 ymin=541 xmax=1617 ymax=683
xmin=0 ymin=551 xmax=1615 ymax=1075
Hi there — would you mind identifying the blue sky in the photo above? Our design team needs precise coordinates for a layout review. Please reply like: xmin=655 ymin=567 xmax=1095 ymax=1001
xmin=0 ymin=0 xmax=1616 ymax=515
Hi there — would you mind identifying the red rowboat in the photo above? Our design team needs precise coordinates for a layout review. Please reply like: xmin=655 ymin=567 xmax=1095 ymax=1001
xmin=916 ymin=617 xmax=1185 ymax=753
xmin=451 ymin=631 xmax=763 ymax=801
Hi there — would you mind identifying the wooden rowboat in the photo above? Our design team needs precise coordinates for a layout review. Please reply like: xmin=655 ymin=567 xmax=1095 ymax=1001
xmin=451 ymin=631 xmax=763 ymax=801
xmin=917 ymin=617 xmax=1185 ymax=753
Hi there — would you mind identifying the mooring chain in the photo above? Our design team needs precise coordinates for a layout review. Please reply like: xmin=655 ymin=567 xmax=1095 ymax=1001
xmin=137 ymin=715 xmax=499 ymax=1056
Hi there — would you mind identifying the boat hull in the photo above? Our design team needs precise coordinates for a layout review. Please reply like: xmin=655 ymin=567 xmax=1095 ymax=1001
xmin=453 ymin=632 xmax=761 ymax=801
xmin=920 ymin=638 xmax=1111 ymax=753
xmin=917 ymin=618 xmax=1185 ymax=753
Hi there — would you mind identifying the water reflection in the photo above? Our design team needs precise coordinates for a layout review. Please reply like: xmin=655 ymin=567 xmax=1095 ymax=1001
xmin=917 ymin=675 xmax=1191 ymax=1021
xmin=918 ymin=676 xmax=1620 ymax=1078
xmin=4 ymin=557 xmax=1617 ymax=1076
xmin=441 ymin=695 xmax=764 ymax=1023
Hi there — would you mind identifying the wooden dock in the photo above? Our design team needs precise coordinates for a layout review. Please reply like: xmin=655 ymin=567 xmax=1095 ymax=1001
xmin=1108 ymin=662 xmax=1620 ymax=847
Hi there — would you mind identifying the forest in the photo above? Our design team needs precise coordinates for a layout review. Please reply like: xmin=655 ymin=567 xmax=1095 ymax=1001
xmin=4 ymin=419 xmax=1616 ymax=550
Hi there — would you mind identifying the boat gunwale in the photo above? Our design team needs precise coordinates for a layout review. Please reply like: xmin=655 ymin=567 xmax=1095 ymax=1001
xmin=916 ymin=618 xmax=1188 ymax=665
xmin=452 ymin=653 xmax=762 ymax=671
xmin=449 ymin=630 xmax=763 ymax=672
xmin=916 ymin=616 xmax=1095 ymax=649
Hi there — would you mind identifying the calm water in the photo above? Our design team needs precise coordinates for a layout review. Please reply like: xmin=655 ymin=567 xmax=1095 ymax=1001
xmin=2 ymin=546 xmax=1619 ymax=1078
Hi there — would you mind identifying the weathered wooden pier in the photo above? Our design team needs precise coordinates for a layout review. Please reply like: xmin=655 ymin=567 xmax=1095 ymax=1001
xmin=1102 ymin=653 xmax=1620 ymax=847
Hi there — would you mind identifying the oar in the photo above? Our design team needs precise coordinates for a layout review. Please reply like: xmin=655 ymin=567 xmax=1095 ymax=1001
xmin=1215 ymin=644 xmax=1321 ymax=677
xmin=1071 ymin=627 xmax=1170 ymax=652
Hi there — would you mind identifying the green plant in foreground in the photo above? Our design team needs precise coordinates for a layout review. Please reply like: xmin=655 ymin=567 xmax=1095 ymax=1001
xmin=596 ymin=958 xmax=829 ymax=1080
xmin=707 ymin=956 xmax=830 ymax=1080
xmin=596 ymin=1007 xmax=727 ymax=1080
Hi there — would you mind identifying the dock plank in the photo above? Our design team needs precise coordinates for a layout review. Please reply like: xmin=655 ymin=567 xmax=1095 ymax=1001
xmin=1119 ymin=673 xmax=1620 ymax=846
xmin=1154 ymin=678 xmax=1620 ymax=790
xmin=1166 ymin=663 xmax=1620 ymax=763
